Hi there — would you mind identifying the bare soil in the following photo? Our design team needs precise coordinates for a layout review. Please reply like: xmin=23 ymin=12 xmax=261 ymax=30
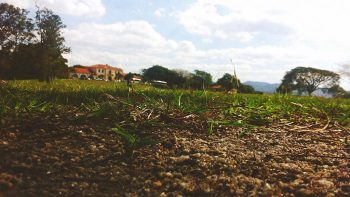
xmin=0 ymin=112 xmax=349 ymax=196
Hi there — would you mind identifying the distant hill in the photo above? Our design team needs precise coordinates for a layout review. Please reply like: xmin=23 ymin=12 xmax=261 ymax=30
xmin=243 ymin=81 xmax=280 ymax=93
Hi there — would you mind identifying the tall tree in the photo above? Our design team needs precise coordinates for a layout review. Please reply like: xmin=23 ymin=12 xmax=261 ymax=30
xmin=193 ymin=70 xmax=213 ymax=90
xmin=142 ymin=65 xmax=185 ymax=88
xmin=173 ymin=69 xmax=192 ymax=89
xmin=216 ymin=73 xmax=240 ymax=91
xmin=0 ymin=3 xmax=33 ymax=52
xmin=35 ymin=8 xmax=70 ymax=82
xmin=277 ymin=67 xmax=340 ymax=95
xmin=0 ymin=3 xmax=33 ymax=79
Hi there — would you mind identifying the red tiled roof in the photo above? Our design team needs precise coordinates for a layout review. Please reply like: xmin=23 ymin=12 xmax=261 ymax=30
xmin=73 ymin=68 xmax=91 ymax=74
xmin=89 ymin=64 xmax=122 ymax=71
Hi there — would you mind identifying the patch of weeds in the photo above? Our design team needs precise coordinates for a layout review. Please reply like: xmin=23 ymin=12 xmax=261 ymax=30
xmin=208 ymin=121 xmax=215 ymax=135
xmin=111 ymin=127 xmax=158 ymax=157
xmin=247 ymin=112 xmax=272 ymax=126
xmin=88 ymin=102 xmax=118 ymax=119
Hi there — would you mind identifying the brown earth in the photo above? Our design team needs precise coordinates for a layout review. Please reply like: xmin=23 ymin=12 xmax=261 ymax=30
xmin=0 ymin=112 xmax=349 ymax=197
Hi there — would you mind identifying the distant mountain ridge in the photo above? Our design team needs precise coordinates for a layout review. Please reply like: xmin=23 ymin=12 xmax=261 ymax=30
xmin=243 ymin=81 xmax=280 ymax=93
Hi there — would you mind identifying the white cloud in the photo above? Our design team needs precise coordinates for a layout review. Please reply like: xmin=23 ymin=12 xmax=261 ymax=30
xmin=154 ymin=8 xmax=165 ymax=17
xmin=63 ymin=20 xmax=350 ymax=87
xmin=63 ymin=21 xmax=202 ymax=71
xmin=175 ymin=0 xmax=350 ymax=46
xmin=3 ymin=0 xmax=105 ymax=17
xmin=2 ymin=0 xmax=31 ymax=8
xmin=172 ymin=0 xmax=350 ymax=88
xmin=175 ymin=0 xmax=293 ymax=42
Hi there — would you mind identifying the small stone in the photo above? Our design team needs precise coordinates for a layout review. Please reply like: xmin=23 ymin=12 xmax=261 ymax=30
xmin=159 ymin=192 xmax=167 ymax=197
xmin=265 ymin=183 xmax=272 ymax=190
xmin=191 ymin=153 xmax=201 ymax=158
xmin=314 ymin=179 xmax=334 ymax=189
xmin=90 ymin=145 xmax=97 ymax=151
xmin=164 ymin=172 xmax=173 ymax=178
xmin=153 ymin=181 xmax=162 ymax=189
xmin=170 ymin=155 xmax=190 ymax=163
xmin=180 ymin=182 xmax=189 ymax=189
xmin=8 ymin=132 xmax=16 ymax=138
xmin=298 ymin=188 xmax=313 ymax=196
xmin=45 ymin=143 xmax=52 ymax=148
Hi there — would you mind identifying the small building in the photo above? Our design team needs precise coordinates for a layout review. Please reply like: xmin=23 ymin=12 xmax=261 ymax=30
xmin=210 ymin=84 xmax=222 ymax=91
xmin=69 ymin=64 xmax=124 ymax=81
xmin=131 ymin=76 xmax=142 ymax=83
xmin=69 ymin=67 xmax=92 ymax=80
xmin=152 ymin=80 xmax=167 ymax=88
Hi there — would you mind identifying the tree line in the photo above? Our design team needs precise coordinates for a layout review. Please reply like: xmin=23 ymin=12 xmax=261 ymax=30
xmin=126 ymin=65 xmax=348 ymax=97
xmin=0 ymin=3 xmax=69 ymax=82
xmin=126 ymin=65 xmax=256 ymax=93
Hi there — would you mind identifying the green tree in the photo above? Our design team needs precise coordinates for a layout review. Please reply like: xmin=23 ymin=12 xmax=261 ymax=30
xmin=35 ymin=8 xmax=70 ymax=82
xmin=239 ymin=84 xmax=255 ymax=94
xmin=0 ymin=3 xmax=33 ymax=79
xmin=0 ymin=3 xmax=33 ymax=51
xmin=277 ymin=67 xmax=340 ymax=95
xmin=192 ymin=70 xmax=213 ymax=90
xmin=216 ymin=73 xmax=240 ymax=91
xmin=328 ymin=85 xmax=347 ymax=98
xmin=11 ymin=43 xmax=41 ymax=79
xmin=142 ymin=65 xmax=185 ymax=88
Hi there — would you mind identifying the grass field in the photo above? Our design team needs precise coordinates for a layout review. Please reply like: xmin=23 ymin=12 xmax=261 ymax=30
xmin=0 ymin=80 xmax=349 ymax=196
xmin=2 ymin=80 xmax=350 ymax=127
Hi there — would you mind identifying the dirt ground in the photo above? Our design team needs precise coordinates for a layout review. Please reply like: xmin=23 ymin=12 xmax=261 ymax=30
xmin=0 ymin=112 xmax=349 ymax=196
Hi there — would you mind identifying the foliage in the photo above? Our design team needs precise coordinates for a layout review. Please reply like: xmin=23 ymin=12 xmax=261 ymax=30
xmin=0 ymin=3 xmax=33 ymax=51
xmin=328 ymin=85 xmax=347 ymax=98
xmin=0 ymin=3 xmax=34 ymax=79
xmin=216 ymin=73 xmax=239 ymax=91
xmin=239 ymin=84 xmax=255 ymax=94
xmin=190 ymin=70 xmax=213 ymax=90
xmin=35 ymin=8 xmax=70 ymax=82
xmin=142 ymin=65 xmax=185 ymax=88
xmin=277 ymin=67 xmax=341 ymax=95
xmin=0 ymin=3 xmax=69 ymax=81
xmin=111 ymin=127 xmax=157 ymax=156
xmin=216 ymin=73 xmax=255 ymax=93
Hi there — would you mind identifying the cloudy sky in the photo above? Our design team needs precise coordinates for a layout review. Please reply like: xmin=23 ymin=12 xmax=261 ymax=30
xmin=4 ymin=0 xmax=350 ymax=88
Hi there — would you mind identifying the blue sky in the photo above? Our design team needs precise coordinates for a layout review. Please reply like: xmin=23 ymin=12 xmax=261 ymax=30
xmin=4 ymin=0 xmax=350 ymax=88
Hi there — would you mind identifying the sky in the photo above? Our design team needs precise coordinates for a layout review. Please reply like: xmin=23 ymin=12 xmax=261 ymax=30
xmin=3 ymin=0 xmax=350 ymax=88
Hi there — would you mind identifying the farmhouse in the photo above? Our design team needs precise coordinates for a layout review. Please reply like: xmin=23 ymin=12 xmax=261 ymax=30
xmin=69 ymin=64 xmax=125 ymax=81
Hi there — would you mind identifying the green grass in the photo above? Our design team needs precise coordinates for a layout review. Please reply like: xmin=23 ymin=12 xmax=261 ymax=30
xmin=1 ymin=79 xmax=350 ymax=129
